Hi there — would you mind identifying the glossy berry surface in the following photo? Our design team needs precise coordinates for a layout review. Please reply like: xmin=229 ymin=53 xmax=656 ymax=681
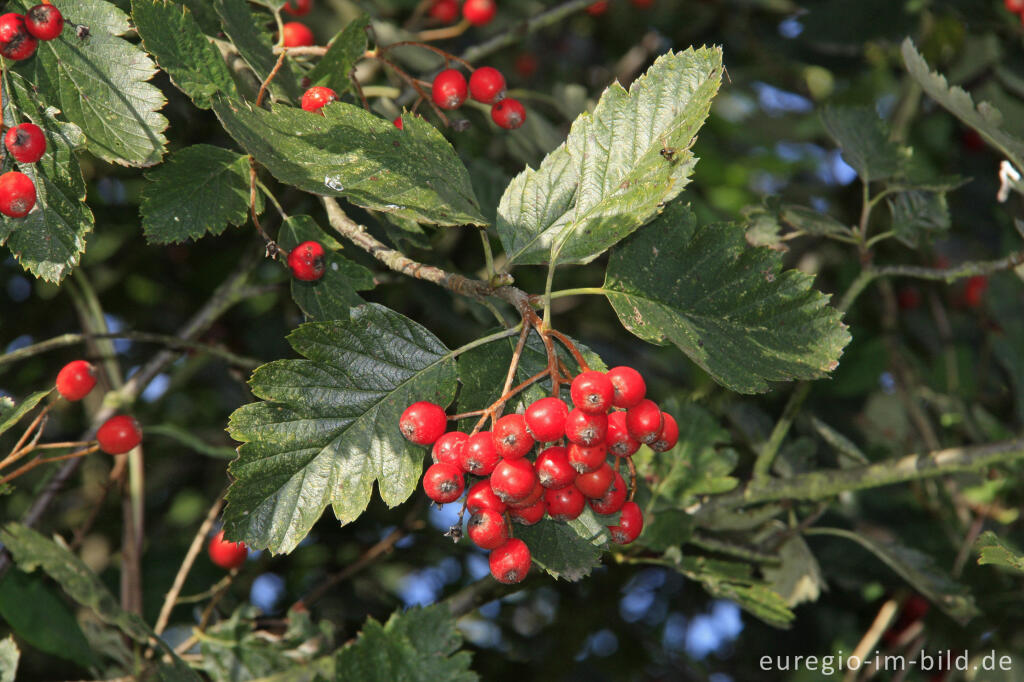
xmin=300 ymin=86 xmax=337 ymax=113
xmin=428 ymin=0 xmax=459 ymax=23
xmin=607 ymin=366 xmax=646 ymax=408
xmin=56 ymin=360 xmax=97 ymax=401
xmin=508 ymin=480 xmax=544 ymax=509
xmin=567 ymin=442 xmax=606 ymax=474
xmin=468 ymin=509 xmax=508 ymax=549
xmin=509 ymin=497 xmax=545 ymax=525
xmin=5 ymin=122 xmax=46 ymax=163
xmin=0 ymin=171 xmax=36 ymax=217
xmin=208 ymin=530 xmax=248 ymax=570
xmin=462 ymin=431 xmax=500 ymax=475
xmin=626 ymin=399 xmax=663 ymax=444
xmin=96 ymin=415 xmax=142 ymax=455
xmin=649 ymin=412 xmax=679 ymax=452
xmin=492 ymin=413 xmax=534 ymax=459
xmin=393 ymin=116 xmax=404 ymax=129
xmin=491 ymin=98 xmax=525 ymax=129
xmin=536 ymin=446 xmax=576 ymax=489
xmin=570 ymin=370 xmax=614 ymax=414
xmin=399 ymin=401 xmax=447 ymax=445
xmin=489 ymin=457 xmax=537 ymax=504
xmin=524 ymin=397 xmax=568 ymax=442
xmin=25 ymin=4 xmax=64 ymax=40
xmin=431 ymin=69 xmax=468 ymax=110
xmin=609 ymin=501 xmax=644 ymax=544
xmin=545 ymin=485 xmax=585 ymax=521
xmin=281 ymin=21 xmax=314 ymax=47
xmin=590 ymin=472 xmax=627 ymax=515
xmin=489 ymin=538 xmax=530 ymax=584
xmin=606 ymin=411 xmax=640 ymax=457
xmin=422 ymin=462 xmax=464 ymax=503
xmin=468 ymin=66 xmax=506 ymax=104
xmin=0 ymin=13 xmax=37 ymax=60
xmin=287 ymin=240 xmax=326 ymax=281
xmin=575 ymin=463 xmax=615 ymax=499
xmin=431 ymin=431 xmax=467 ymax=467
xmin=462 ymin=0 xmax=497 ymax=26
xmin=283 ymin=0 xmax=313 ymax=16
xmin=565 ymin=409 xmax=607 ymax=447
xmin=466 ymin=479 xmax=506 ymax=515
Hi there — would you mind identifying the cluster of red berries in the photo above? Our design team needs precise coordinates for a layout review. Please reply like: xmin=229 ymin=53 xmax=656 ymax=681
xmin=400 ymin=366 xmax=677 ymax=584
xmin=0 ymin=4 xmax=65 ymax=219
xmin=429 ymin=0 xmax=497 ymax=27
xmin=1006 ymin=0 xmax=1024 ymax=23
xmin=432 ymin=66 xmax=524 ymax=130
xmin=55 ymin=360 xmax=143 ymax=455
xmin=208 ymin=529 xmax=249 ymax=570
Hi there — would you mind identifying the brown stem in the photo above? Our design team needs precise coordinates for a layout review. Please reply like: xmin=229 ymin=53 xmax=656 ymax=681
xmin=416 ymin=18 xmax=472 ymax=43
xmin=256 ymin=49 xmax=288 ymax=108
xmin=491 ymin=321 xmax=531 ymax=422
xmin=547 ymin=329 xmax=590 ymax=373
xmin=372 ymin=53 xmax=450 ymax=127
xmin=380 ymin=41 xmax=474 ymax=71
xmin=1 ymin=405 xmax=50 ymax=469
xmin=626 ymin=457 xmax=637 ymax=502
xmin=249 ymin=160 xmax=280 ymax=258
xmin=0 ymin=445 xmax=99 ymax=485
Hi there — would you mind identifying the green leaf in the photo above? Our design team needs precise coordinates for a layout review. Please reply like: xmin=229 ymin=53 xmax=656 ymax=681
xmin=603 ymin=203 xmax=851 ymax=393
xmin=496 ymin=47 xmax=723 ymax=266
xmin=12 ymin=0 xmax=168 ymax=167
xmin=0 ymin=389 xmax=51 ymax=437
xmin=225 ymin=304 xmax=458 ymax=554
xmin=0 ymin=570 xmax=97 ymax=669
xmin=334 ymin=605 xmax=477 ymax=682
xmin=0 ymin=637 xmax=18 ymax=682
xmin=887 ymin=190 xmax=950 ymax=248
xmin=212 ymin=0 xmax=300 ymax=101
xmin=132 ymin=0 xmax=238 ymax=109
xmin=976 ymin=531 xmax=1024 ymax=573
xmin=307 ymin=14 xmax=370 ymax=95
xmin=806 ymin=527 xmax=980 ymax=625
xmin=810 ymin=416 xmax=869 ymax=467
xmin=176 ymin=0 xmax=222 ymax=34
xmin=515 ymin=510 xmax=609 ymax=581
xmin=679 ymin=555 xmax=795 ymax=628
xmin=140 ymin=145 xmax=256 ymax=244
xmin=779 ymin=204 xmax=850 ymax=236
xmin=760 ymin=528 xmax=825 ymax=607
xmin=213 ymin=98 xmax=486 ymax=226
xmin=1 ymin=74 xmax=93 ymax=283
xmin=277 ymin=215 xmax=375 ymax=320
xmin=821 ymin=106 xmax=905 ymax=182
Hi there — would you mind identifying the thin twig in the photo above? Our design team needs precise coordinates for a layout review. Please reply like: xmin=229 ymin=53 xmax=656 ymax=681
xmin=491 ymin=322 xmax=531 ymax=422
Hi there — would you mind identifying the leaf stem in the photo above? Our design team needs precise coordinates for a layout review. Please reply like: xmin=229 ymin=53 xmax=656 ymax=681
xmin=449 ymin=322 xmax=524 ymax=360
xmin=479 ymin=227 xmax=496 ymax=282
xmin=548 ymin=287 xmax=608 ymax=300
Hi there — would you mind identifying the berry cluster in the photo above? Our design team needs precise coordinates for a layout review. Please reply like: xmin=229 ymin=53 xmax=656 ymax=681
xmin=400 ymin=365 xmax=677 ymax=584
xmin=432 ymin=66 xmax=524 ymax=129
xmin=429 ymin=0 xmax=497 ymax=27
xmin=54 ymin=359 xmax=143 ymax=455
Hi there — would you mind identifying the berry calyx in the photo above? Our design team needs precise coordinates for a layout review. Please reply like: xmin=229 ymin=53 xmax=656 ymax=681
xmin=649 ymin=412 xmax=679 ymax=452
xmin=535 ymin=446 xmax=576 ymax=489
xmin=283 ymin=0 xmax=313 ymax=16
xmin=468 ymin=509 xmax=509 ymax=549
xmin=431 ymin=68 xmax=468 ymax=110
xmin=524 ymin=397 xmax=568 ymax=442
xmin=468 ymin=66 xmax=507 ymax=104
xmin=399 ymin=401 xmax=447 ymax=445
xmin=489 ymin=457 xmax=538 ymax=504
xmin=0 ymin=171 xmax=35 ymax=218
xmin=428 ymin=0 xmax=460 ymax=24
xmin=466 ymin=479 xmax=506 ymax=515
xmin=207 ymin=530 xmax=248 ymax=570
xmin=25 ymin=4 xmax=64 ymax=41
xmin=491 ymin=98 xmax=525 ymax=129
xmin=281 ymin=21 xmax=314 ymax=47
xmin=565 ymin=409 xmax=607 ymax=447
xmin=0 ymin=14 xmax=37 ymax=61
xmin=489 ymin=538 xmax=531 ymax=584
xmin=625 ymin=399 xmax=663 ymax=444
xmin=422 ymin=462 xmax=465 ymax=503
xmin=606 ymin=366 xmax=646 ymax=408
xmin=287 ymin=240 xmax=327 ymax=281
xmin=431 ymin=431 xmax=467 ymax=467
xmin=56 ymin=360 xmax=97 ymax=401
xmin=462 ymin=431 xmax=500 ymax=475
xmin=96 ymin=415 xmax=142 ymax=455
xmin=300 ymin=86 xmax=337 ymax=113
xmin=462 ymin=0 xmax=497 ymax=26
xmin=575 ymin=463 xmax=615 ymax=499
xmin=492 ymin=413 xmax=534 ymax=459
xmin=509 ymin=497 xmax=545 ymax=525
xmin=608 ymin=501 xmax=644 ymax=544
xmin=567 ymin=442 xmax=606 ymax=474
xmin=5 ymin=122 xmax=46 ymax=163
xmin=544 ymin=485 xmax=585 ymax=521
xmin=570 ymin=370 xmax=614 ymax=414
xmin=606 ymin=411 xmax=640 ymax=458
xmin=590 ymin=472 xmax=627 ymax=515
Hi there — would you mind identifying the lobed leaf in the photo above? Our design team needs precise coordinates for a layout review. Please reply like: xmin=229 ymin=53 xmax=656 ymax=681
xmin=306 ymin=14 xmax=371 ymax=96
xmin=516 ymin=510 xmax=610 ymax=581
xmin=821 ymin=106 xmax=905 ymax=182
xmin=887 ymin=190 xmax=950 ymax=248
xmin=976 ymin=531 xmax=1024 ymax=574
xmin=0 ymin=571 xmax=97 ymax=669
xmin=212 ymin=0 xmax=300 ymax=101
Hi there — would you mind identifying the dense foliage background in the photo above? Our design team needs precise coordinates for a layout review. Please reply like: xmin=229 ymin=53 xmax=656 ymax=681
xmin=3 ymin=0 xmax=1024 ymax=680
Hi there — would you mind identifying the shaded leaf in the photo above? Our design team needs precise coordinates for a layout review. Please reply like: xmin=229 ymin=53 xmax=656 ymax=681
xmin=307 ymin=14 xmax=371 ymax=95
xmin=516 ymin=510 xmax=609 ymax=581
xmin=760 ymin=528 xmax=826 ymax=607
xmin=976 ymin=531 xmax=1024 ymax=574
xmin=887 ymin=190 xmax=950 ymax=248
xmin=0 ymin=570 xmax=96 ymax=669
xmin=779 ymin=204 xmax=850 ymax=236
xmin=679 ymin=554 xmax=795 ymax=628
xmin=821 ymin=106 xmax=904 ymax=182
xmin=0 ymin=389 xmax=51 ymax=437
xmin=212 ymin=0 xmax=299 ymax=101
xmin=810 ymin=416 xmax=869 ymax=467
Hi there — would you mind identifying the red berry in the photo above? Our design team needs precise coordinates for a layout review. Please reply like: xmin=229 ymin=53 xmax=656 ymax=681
xmin=606 ymin=366 xmax=646 ymax=408
xmin=431 ymin=69 xmax=468 ymax=110
xmin=649 ymin=412 xmax=678 ymax=453
xmin=489 ymin=457 xmax=537 ymax=504
xmin=462 ymin=431 xmax=500 ymax=475
xmin=428 ymin=0 xmax=459 ymax=24
xmin=606 ymin=411 xmax=640 ymax=457
xmin=399 ymin=401 xmax=447 ymax=445
xmin=0 ymin=171 xmax=36 ymax=218
xmin=590 ymin=472 xmax=627 ymax=515
xmin=287 ymin=240 xmax=326 ymax=281
xmin=524 ymin=397 xmax=568 ymax=442
xmin=1006 ymin=0 xmax=1024 ymax=11
xmin=462 ymin=0 xmax=497 ymax=26
xmin=431 ymin=431 xmax=467 ymax=467
xmin=300 ymin=86 xmax=337 ymax=113
xmin=5 ymin=122 xmax=46 ymax=163
xmin=207 ymin=530 xmax=248 ymax=570
xmin=283 ymin=0 xmax=313 ymax=16
xmin=468 ymin=509 xmax=508 ymax=549
xmin=55 ymin=360 xmax=97 ymax=401
xmin=281 ymin=21 xmax=314 ymax=47
xmin=422 ymin=461 xmax=464 ymax=503
xmin=96 ymin=415 xmax=142 ymax=455
xmin=567 ymin=442 xmax=606 ymax=474
xmin=0 ymin=14 xmax=37 ymax=60
xmin=575 ymin=463 xmax=614 ymax=499
xmin=393 ymin=116 xmax=404 ymax=129
xmin=544 ymin=485 xmax=585 ymax=521
xmin=466 ymin=479 xmax=506 ymax=515
xmin=491 ymin=98 xmax=525 ymax=129
xmin=897 ymin=286 xmax=921 ymax=310
xmin=508 ymin=480 xmax=544 ymax=509
xmin=468 ymin=66 xmax=506 ymax=104
xmin=565 ymin=409 xmax=607 ymax=447
xmin=608 ymin=501 xmax=643 ymax=544
xmin=509 ymin=497 xmax=545 ymax=525
xmin=25 ymin=4 xmax=64 ymax=40
xmin=586 ymin=1 xmax=609 ymax=15
xmin=492 ymin=413 xmax=534 ymax=459
xmin=570 ymin=370 xmax=614 ymax=414
xmin=535 ymin=446 xmax=576 ymax=489
xmin=489 ymin=538 xmax=530 ymax=584
xmin=625 ymin=399 xmax=663 ymax=444
xmin=964 ymin=275 xmax=988 ymax=308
